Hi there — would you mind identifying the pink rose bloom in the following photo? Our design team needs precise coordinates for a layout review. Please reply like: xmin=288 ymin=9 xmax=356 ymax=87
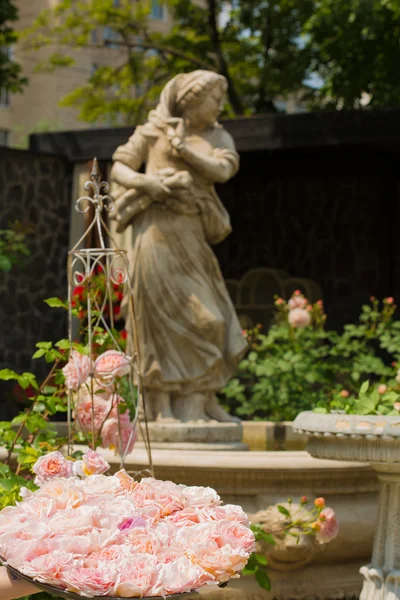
xmin=33 ymin=479 xmax=83 ymax=511
xmin=288 ymin=296 xmax=307 ymax=310
xmin=316 ymin=507 xmax=339 ymax=544
xmin=288 ymin=307 xmax=311 ymax=328
xmin=88 ymin=497 xmax=138 ymax=529
xmin=1 ymin=537 xmax=49 ymax=568
xmin=394 ymin=401 xmax=400 ymax=411
xmin=81 ymin=474 xmax=124 ymax=499
xmin=378 ymin=384 xmax=387 ymax=395
xmin=62 ymin=562 xmax=117 ymax=597
xmin=19 ymin=550 xmax=75 ymax=585
xmin=198 ymin=505 xmax=250 ymax=527
xmin=166 ymin=507 xmax=201 ymax=528
xmin=186 ymin=541 xmax=247 ymax=583
xmin=340 ymin=390 xmax=350 ymax=398
xmin=212 ymin=520 xmax=256 ymax=554
xmin=182 ymin=485 xmax=221 ymax=508
xmin=74 ymin=450 xmax=110 ymax=478
xmin=123 ymin=527 xmax=162 ymax=555
xmin=94 ymin=350 xmax=131 ymax=382
xmin=150 ymin=556 xmax=214 ymax=596
xmin=47 ymin=505 xmax=99 ymax=536
xmin=85 ymin=545 xmax=133 ymax=567
xmin=32 ymin=452 xmax=73 ymax=486
xmin=113 ymin=554 xmax=157 ymax=597
xmin=137 ymin=478 xmax=186 ymax=516
xmin=21 ymin=497 xmax=59 ymax=520
xmin=75 ymin=392 xmax=111 ymax=435
xmin=156 ymin=546 xmax=185 ymax=564
xmin=62 ymin=350 xmax=92 ymax=391
xmin=101 ymin=412 xmax=136 ymax=454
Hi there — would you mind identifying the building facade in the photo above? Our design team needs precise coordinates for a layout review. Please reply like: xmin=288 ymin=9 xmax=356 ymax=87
xmin=0 ymin=0 xmax=171 ymax=147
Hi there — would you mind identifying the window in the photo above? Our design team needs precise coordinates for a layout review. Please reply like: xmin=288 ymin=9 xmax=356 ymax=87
xmin=151 ymin=0 xmax=165 ymax=20
xmin=0 ymin=87 xmax=9 ymax=107
xmin=103 ymin=26 xmax=120 ymax=49
xmin=0 ymin=130 xmax=9 ymax=146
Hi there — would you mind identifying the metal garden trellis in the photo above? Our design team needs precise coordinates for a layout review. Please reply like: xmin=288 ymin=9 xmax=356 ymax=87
xmin=66 ymin=158 xmax=153 ymax=474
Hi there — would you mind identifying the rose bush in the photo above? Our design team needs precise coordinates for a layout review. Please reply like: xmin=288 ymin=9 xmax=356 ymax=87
xmin=221 ymin=294 xmax=400 ymax=421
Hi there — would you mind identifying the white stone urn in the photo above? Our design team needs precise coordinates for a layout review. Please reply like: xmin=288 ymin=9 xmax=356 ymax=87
xmin=294 ymin=411 xmax=400 ymax=600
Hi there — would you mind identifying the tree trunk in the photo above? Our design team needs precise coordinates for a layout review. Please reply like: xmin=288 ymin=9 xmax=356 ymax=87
xmin=207 ymin=0 xmax=244 ymax=115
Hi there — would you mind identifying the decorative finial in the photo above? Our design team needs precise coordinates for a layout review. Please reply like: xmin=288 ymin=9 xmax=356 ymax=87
xmin=90 ymin=157 xmax=101 ymax=185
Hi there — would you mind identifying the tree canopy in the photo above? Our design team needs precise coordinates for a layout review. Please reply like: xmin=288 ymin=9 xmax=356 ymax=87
xmin=24 ymin=0 xmax=400 ymax=125
xmin=0 ymin=0 xmax=27 ymax=93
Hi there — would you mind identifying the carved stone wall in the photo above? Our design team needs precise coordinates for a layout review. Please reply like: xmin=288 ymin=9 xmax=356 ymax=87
xmin=215 ymin=147 xmax=398 ymax=329
xmin=0 ymin=148 xmax=72 ymax=417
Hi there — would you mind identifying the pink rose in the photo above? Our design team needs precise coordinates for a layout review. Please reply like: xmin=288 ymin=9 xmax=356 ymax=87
xmin=150 ymin=556 xmax=214 ymax=596
xmin=378 ymin=384 xmax=387 ymax=395
xmin=316 ymin=507 xmax=339 ymax=544
xmin=81 ymin=474 xmax=124 ymax=499
xmin=113 ymin=554 xmax=157 ymax=597
xmin=186 ymin=540 xmax=248 ymax=583
xmin=182 ymin=485 xmax=221 ymax=508
xmin=74 ymin=450 xmax=110 ymax=478
xmin=44 ymin=532 xmax=100 ymax=556
xmin=212 ymin=520 xmax=255 ymax=554
xmin=288 ymin=307 xmax=311 ymax=328
xmin=62 ymin=350 xmax=92 ymax=390
xmin=394 ymin=402 xmax=400 ymax=411
xmin=75 ymin=392 xmax=111 ymax=435
xmin=340 ymin=390 xmax=349 ymax=398
xmin=288 ymin=296 xmax=307 ymax=310
xmin=201 ymin=505 xmax=249 ymax=527
xmin=33 ymin=479 xmax=83 ymax=511
xmin=1 ymin=537 xmax=49 ymax=568
xmin=62 ymin=562 xmax=117 ymax=597
xmin=137 ymin=478 xmax=186 ymax=516
xmin=123 ymin=527 xmax=162 ymax=555
xmin=32 ymin=452 xmax=73 ymax=486
xmin=101 ymin=412 xmax=136 ymax=455
xmin=94 ymin=350 xmax=131 ymax=383
xmin=19 ymin=550 xmax=75 ymax=585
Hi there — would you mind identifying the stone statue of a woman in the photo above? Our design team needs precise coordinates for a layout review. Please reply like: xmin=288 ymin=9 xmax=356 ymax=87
xmin=110 ymin=70 xmax=247 ymax=423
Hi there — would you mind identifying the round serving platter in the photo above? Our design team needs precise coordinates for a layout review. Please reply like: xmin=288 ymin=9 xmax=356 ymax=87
xmin=3 ymin=560 xmax=200 ymax=600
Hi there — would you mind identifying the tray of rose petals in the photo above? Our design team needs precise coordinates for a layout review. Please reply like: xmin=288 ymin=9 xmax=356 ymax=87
xmin=0 ymin=468 xmax=255 ymax=598
xmin=2 ymin=562 xmax=201 ymax=600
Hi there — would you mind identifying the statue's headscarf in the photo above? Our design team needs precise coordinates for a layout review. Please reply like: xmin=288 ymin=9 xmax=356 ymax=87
xmin=142 ymin=70 xmax=227 ymax=136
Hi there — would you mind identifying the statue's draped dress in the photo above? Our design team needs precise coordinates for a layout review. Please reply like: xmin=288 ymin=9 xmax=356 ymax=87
xmin=113 ymin=123 xmax=247 ymax=395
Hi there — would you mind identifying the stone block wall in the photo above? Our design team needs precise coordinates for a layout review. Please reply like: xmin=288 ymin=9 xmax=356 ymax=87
xmin=0 ymin=148 xmax=72 ymax=417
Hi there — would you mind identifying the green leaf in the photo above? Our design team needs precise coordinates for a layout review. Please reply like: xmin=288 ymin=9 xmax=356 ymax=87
xmin=36 ymin=342 xmax=52 ymax=350
xmin=44 ymin=297 xmax=67 ymax=308
xmin=254 ymin=553 xmax=268 ymax=566
xmin=11 ymin=414 xmax=28 ymax=426
xmin=277 ymin=505 xmax=291 ymax=517
xmin=359 ymin=380 xmax=370 ymax=395
xmin=0 ymin=368 xmax=19 ymax=381
xmin=255 ymin=568 xmax=271 ymax=591
xmin=32 ymin=348 xmax=47 ymax=359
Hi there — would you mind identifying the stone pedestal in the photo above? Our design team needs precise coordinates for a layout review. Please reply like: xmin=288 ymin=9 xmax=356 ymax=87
xmin=294 ymin=412 xmax=400 ymax=600
xmin=137 ymin=421 xmax=247 ymax=451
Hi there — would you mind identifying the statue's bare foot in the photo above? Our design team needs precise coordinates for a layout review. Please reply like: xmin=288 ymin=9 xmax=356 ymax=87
xmin=155 ymin=414 xmax=179 ymax=424
xmin=172 ymin=393 xmax=209 ymax=423
xmin=146 ymin=391 xmax=178 ymax=422
xmin=205 ymin=395 xmax=241 ymax=423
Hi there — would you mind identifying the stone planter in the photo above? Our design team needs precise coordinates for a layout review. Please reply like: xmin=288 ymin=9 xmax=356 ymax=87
xmin=294 ymin=411 xmax=400 ymax=600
